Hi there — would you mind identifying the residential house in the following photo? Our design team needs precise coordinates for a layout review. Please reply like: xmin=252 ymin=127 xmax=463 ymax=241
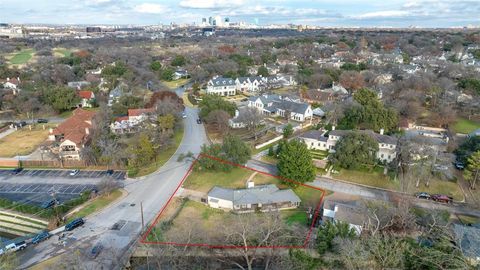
xmin=321 ymin=200 xmax=365 ymax=235
xmin=235 ymin=76 xmax=267 ymax=93
xmin=110 ymin=108 xmax=156 ymax=134
xmin=1 ymin=77 xmax=21 ymax=94
xmin=207 ymin=182 xmax=301 ymax=213
xmin=248 ymin=94 xmax=313 ymax=122
xmin=78 ymin=90 xmax=95 ymax=108
xmin=173 ymin=69 xmax=188 ymax=80
xmin=67 ymin=81 xmax=91 ymax=90
xmin=453 ymin=224 xmax=480 ymax=264
xmin=48 ymin=108 xmax=96 ymax=160
xmin=229 ymin=107 xmax=247 ymax=129
xmin=299 ymin=127 xmax=398 ymax=163
xmin=108 ymin=86 xmax=123 ymax=106
xmin=266 ymin=74 xmax=297 ymax=89
xmin=206 ymin=76 xmax=236 ymax=96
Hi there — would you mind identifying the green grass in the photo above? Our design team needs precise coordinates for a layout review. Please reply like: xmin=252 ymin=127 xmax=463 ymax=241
xmin=9 ymin=49 xmax=35 ymax=65
xmin=283 ymin=210 xmax=308 ymax=226
xmin=407 ymin=179 xmax=464 ymax=201
xmin=184 ymin=167 xmax=253 ymax=193
xmin=334 ymin=166 xmax=399 ymax=190
xmin=260 ymin=155 xmax=278 ymax=165
xmin=452 ymin=118 xmax=480 ymax=134
xmin=54 ymin=48 xmax=73 ymax=57
xmin=131 ymin=127 xmax=184 ymax=177
xmin=67 ymin=189 xmax=123 ymax=222
xmin=456 ymin=215 xmax=480 ymax=225
xmin=162 ymin=78 xmax=190 ymax=89
xmin=310 ymin=149 xmax=328 ymax=159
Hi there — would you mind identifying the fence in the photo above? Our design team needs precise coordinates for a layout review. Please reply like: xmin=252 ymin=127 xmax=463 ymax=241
xmin=20 ymin=160 xmax=125 ymax=170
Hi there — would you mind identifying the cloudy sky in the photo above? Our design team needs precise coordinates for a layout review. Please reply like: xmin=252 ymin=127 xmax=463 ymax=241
xmin=0 ymin=0 xmax=479 ymax=27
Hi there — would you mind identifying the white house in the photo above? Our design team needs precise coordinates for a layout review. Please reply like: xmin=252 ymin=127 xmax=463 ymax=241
xmin=207 ymin=182 xmax=301 ymax=213
xmin=206 ymin=76 xmax=236 ymax=96
xmin=247 ymin=94 xmax=313 ymax=122
xmin=321 ymin=200 xmax=365 ymax=235
xmin=299 ymin=127 xmax=398 ymax=163
xmin=77 ymin=90 xmax=95 ymax=108
xmin=110 ymin=108 xmax=156 ymax=134
xmin=235 ymin=76 xmax=266 ymax=93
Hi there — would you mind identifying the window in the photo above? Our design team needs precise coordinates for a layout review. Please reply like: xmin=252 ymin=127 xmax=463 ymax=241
xmin=381 ymin=153 xmax=384 ymax=158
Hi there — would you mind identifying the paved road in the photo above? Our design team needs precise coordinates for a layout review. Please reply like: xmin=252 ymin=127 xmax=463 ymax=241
xmin=18 ymin=93 xmax=209 ymax=268
xmin=0 ymin=117 xmax=65 ymax=124
xmin=246 ymin=159 xmax=480 ymax=218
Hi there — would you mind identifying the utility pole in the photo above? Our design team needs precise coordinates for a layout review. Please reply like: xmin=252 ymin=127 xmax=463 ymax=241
xmin=140 ymin=201 xmax=144 ymax=231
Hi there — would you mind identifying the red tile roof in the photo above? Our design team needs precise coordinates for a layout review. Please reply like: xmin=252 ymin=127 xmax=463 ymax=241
xmin=128 ymin=108 xmax=156 ymax=117
xmin=51 ymin=108 xmax=96 ymax=145
xmin=115 ymin=116 xmax=129 ymax=122
xmin=78 ymin=90 xmax=94 ymax=99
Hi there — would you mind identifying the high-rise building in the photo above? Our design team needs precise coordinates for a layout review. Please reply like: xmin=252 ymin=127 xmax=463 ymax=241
xmin=208 ymin=17 xmax=214 ymax=26
xmin=214 ymin=16 xmax=222 ymax=27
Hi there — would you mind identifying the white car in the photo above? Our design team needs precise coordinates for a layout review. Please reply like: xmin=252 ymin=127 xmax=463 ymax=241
xmin=3 ymin=241 xmax=27 ymax=253
xmin=70 ymin=169 xmax=80 ymax=176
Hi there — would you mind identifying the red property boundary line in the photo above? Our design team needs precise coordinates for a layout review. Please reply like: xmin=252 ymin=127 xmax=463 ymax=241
xmin=140 ymin=153 xmax=326 ymax=249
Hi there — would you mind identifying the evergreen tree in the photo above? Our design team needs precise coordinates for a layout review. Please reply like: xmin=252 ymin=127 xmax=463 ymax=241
xmin=464 ymin=150 xmax=480 ymax=189
xmin=277 ymin=140 xmax=315 ymax=186
xmin=331 ymin=132 xmax=379 ymax=169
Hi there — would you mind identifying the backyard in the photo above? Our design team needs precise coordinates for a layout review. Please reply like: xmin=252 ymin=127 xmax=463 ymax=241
xmin=452 ymin=118 xmax=480 ymax=134
xmin=0 ymin=125 xmax=53 ymax=157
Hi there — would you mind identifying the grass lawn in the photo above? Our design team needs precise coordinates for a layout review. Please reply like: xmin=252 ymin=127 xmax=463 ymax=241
xmin=0 ymin=125 xmax=53 ymax=157
xmin=261 ymin=155 xmax=278 ymax=165
xmin=282 ymin=210 xmax=309 ymax=226
xmin=310 ymin=149 xmax=328 ymax=160
xmin=67 ymin=189 xmax=123 ymax=222
xmin=456 ymin=214 xmax=480 ymax=225
xmin=162 ymin=78 xmax=190 ymax=89
xmin=251 ymin=141 xmax=279 ymax=155
xmin=9 ymin=49 xmax=35 ymax=65
xmin=53 ymin=48 xmax=73 ymax=57
xmin=334 ymin=166 xmax=399 ymax=190
xmin=406 ymin=179 xmax=464 ymax=201
xmin=131 ymin=128 xmax=184 ymax=177
xmin=452 ymin=118 xmax=480 ymax=134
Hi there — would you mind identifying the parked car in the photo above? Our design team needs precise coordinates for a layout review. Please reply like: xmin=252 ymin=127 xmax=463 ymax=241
xmin=4 ymin=241 xmax=27 ymax=253
xmin=196 ymin=118 xmax=202 ymax=124
xmin=106 ymin=169 xmax=114 ymax=175
xmin=89 ymin=243 xmax=103 ymax=259
xmin=32 ymin=231 xmax=51 ymax=244
xmin=415 ymin=192 xmax=431 ymax=200
xmin=454 ymin=161 xmax=465 ymax=170
xmin=431 ymin=194 xmax=453 ymax=204
xmin=69 ymin=169 xmax=80 ymax=176
xmin=41 ymin=199 xmax=58 ymax=209
xmin=10 ymin=167 xmax=23 ymax=175
xmin=182 ymin=112 xmax=187 ymax=118
xmin=65 ymin=218 xmax=84 ymax=231
xmin=37 ymin=118 xmax=49 ymax=123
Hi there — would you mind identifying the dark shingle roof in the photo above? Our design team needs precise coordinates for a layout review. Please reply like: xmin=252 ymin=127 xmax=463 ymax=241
xmin=300 ymin=130 xmax=328 ymax=142
xmin=210 ymin=77 xmax=236 ymax=86
xmin=330 ymin=130 xmax=397 ymax=145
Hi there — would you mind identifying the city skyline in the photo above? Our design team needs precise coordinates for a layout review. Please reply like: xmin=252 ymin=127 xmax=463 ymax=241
xmin=0 ymin=0 xmax=480 ymax=28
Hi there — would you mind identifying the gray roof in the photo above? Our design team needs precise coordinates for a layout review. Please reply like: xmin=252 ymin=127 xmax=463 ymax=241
xmin=453 ymin=224 xmax=480 ymax=259
xmin=208 ymin=184 xmax=301 ymax=206
xmin=249 ymin=94 xmax=310 ymax=115
xmin=210 ymin=77 xmax=236 ymax=86
xmin=330 ymin=129 xmax=397 ymax=145
xmin=300 ymin=130 xmax=328 ymax=142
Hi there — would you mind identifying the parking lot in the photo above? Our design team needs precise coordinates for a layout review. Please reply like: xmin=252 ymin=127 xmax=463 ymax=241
xmin=0 ymin=169 xmax=126 ymax=207
xmin=0 ymin=169 xmax=126 ymax=180
xmin=0 ymin=183 xmax=97 ymax=207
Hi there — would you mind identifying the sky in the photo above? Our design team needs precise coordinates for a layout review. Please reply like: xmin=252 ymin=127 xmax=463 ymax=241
xmin=0 ymin=0 xmax=480 ymax=27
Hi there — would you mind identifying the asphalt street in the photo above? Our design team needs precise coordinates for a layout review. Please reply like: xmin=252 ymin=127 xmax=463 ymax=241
xmin=18 ymin=88 xmax=209 ymax=269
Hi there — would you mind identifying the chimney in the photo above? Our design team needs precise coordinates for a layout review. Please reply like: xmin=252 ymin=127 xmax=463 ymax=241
xmin=380 ymin=128 xmax=384 ymax=135
xmin=85 ymin=127 xmax=90 ymax=135
xmin=246 ymin=180 xmax=254 ymax=189
xmin=332 ymin=125 xmax=336 ymax=131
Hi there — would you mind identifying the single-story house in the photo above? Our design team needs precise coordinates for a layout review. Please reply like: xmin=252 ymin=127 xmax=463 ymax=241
xmin=108 ymin=86 xmax=123 ymax=107
xmin=321 ymin=200 xmax=365 ymax=235
xmin=48 ymin=108 xmax=96 ymax=160
xmin=207 ymin=182 xmax=301 ymax=213
xmin=174 ymin=69 xmax=189 ymax=80
xmin=248 ymin=94 xmax=313 ymax=122
xmin=78 ymin=90 xmax=95 ymax=108
xmin=299 ymin=127 xmax=398 ymax=163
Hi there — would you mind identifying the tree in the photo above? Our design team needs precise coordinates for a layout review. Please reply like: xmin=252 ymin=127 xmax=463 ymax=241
xmin=268 ymin=146 xmax=274 ymax=157
xmin=205 ymin=109 xmax=230 ymax=135
xmin=128 ymin=133 xmax=155 ymax=168
xmin=221 ymin=135 xmax=251 ymax=165
xmin=150 ymin=60 xmax=162 ymax=71
xmin=198 ymin=135 xmax=251 ymax=171
xmin=257 ymin=66 xmax=269 ymax=77
xmin=111 ymin=95 xmax=143 ymax=115
xmin=158 ymin=114 xmax=175 ymax=133
xmin=40 ymin=85 xmax=79 ymax=112
xmin=97 ymin=177 xmax=120 ymax=197
xmin=277 ymin=140 xmax=316 ymax=185
xmin=0 ymin=252 xmax=18 ymax=270
xmin=171 ymin=55 xmax=186 ymax=67
xmin=464 ymin=150 xmax=480 ymax=189
xmin=237 ymin=107 xmax=264 ymax=141
xmin=331 ymin=132 xmax=379 ymax=169
xmin=339 ymin=71 xmax=365 ymax=92
xmin=283 ymin=124 xmax=293 ymax=139
xmin=455 ymin=136 xmax=480 ymax=164
xmin=199 ymin=94 xmax=236 ymax=118
xmin=317 ymin=220 xmax=356 ymax=254
xmin=160 ymin=67 xmax=175 ymax=81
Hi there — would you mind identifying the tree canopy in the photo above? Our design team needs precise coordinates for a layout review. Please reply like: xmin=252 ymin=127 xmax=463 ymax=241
xmin=339 ymin=88 xmax=398 ymax=133
xmin=331 ymin=131 xmax=379 ymax=169
xmin=464 ymin=150 xmax=480 ymax=189
xmin=277 ymin=140 xmax=316 ymax=186
xmin=199 ymin=94 xmax=236 ymax=119
xmin=40 ymin=85 xmax=79 ymax=112
xmin=455 ymin=136 xmax=480 ymax=164
xmin=197 ymin=135 xmax=251 ymax=171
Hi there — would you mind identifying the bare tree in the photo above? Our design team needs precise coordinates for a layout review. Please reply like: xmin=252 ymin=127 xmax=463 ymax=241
xmin=237 ymin=107 xmax=264 ymax=141
xmin=206 ymin=110 xmax=231 ymax=136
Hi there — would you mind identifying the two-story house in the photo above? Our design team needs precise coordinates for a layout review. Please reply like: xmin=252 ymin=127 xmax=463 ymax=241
xmin=78 ymin=90 xmax=95 ymax=108
xmin=206 ymin=76 xmax=236 ymax=96
xmin=48 ymin=108 xmax=96 ymax=160
xmin=247 ymin=94 xmax=313 ymax=122
xmin=110 ymin=108 xmax=156 ymax=134
xmin=235 ymin=76 xmax=267 ymax=93
xmin=299 ymin=127 xmax=397 ymax=163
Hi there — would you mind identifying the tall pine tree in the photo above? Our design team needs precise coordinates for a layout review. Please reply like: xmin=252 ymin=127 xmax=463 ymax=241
xmin=277 ymin=140 xmax=316 ymax=186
